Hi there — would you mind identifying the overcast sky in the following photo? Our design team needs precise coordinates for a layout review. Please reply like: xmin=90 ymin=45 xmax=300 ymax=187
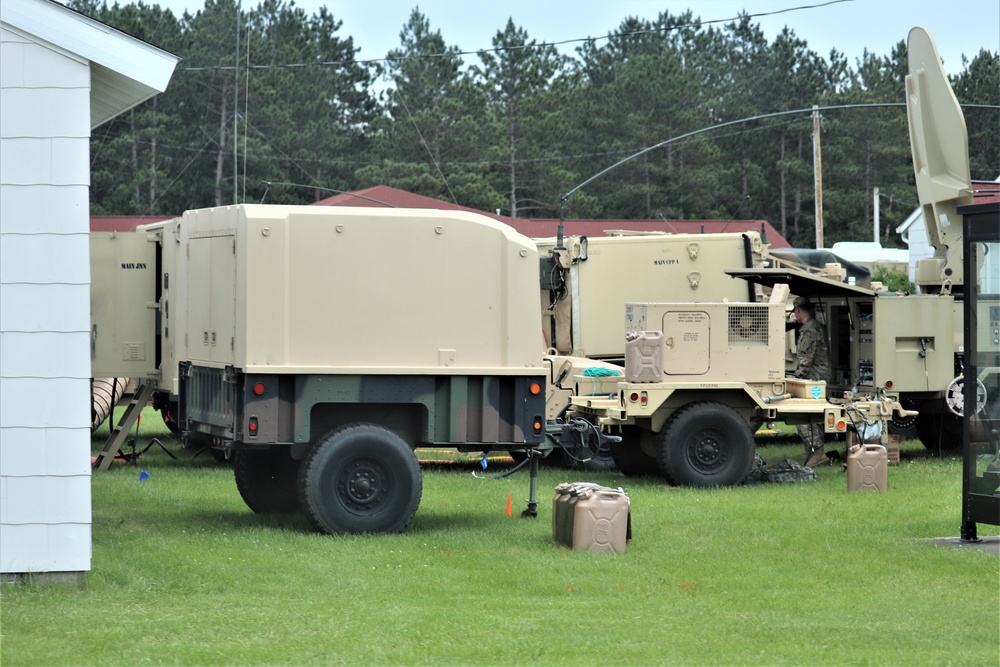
xmin=126 ymin=0 xmax=999 ymax=77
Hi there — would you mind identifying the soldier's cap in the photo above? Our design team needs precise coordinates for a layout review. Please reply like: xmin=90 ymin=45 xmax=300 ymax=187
xmin=793 ymin=296 xmax=813 ymax=311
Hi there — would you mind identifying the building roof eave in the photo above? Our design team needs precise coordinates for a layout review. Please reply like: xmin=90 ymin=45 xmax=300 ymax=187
xmin=1 ymin=0 xmax=181 ymax=128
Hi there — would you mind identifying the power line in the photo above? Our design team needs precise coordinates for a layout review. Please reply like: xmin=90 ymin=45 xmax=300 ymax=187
xmin=100 ymin=102 xmax=999 ymax=195
xmin=178 ymin=0 xmax=856 ymax=73
xmin=562 ymin=103 xmax=1000 ymax=201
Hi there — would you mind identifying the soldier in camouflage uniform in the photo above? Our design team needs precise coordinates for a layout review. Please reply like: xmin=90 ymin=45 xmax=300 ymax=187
xmin=792 ymin=297 xmax=833 ymax=467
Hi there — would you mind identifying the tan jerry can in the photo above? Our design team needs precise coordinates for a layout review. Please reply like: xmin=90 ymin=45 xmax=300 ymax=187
xmin=847 ymin=444 xmax=888 ymax=492
xmin=553 ymin=483 xmax=630 ymax=553
xmin=625 ymin=330 xmax=665 ymax=383
xmin=552 ymin=482 xmax=602 ymax=547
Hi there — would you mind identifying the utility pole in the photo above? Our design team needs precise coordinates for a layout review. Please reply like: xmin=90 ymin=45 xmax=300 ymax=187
xmin=873 ymin=186 xmax=880 ymax=244
xmin=233 ymin=1 xmax=240 ymax=205
xmin=812 ymin=105 xmax=823 ymax=249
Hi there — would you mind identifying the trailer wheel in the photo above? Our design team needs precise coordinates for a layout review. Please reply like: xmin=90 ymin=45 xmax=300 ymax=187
xmin=659 ymin=402 xmax=755 ymax=487
xmin=234 ymin=449 xmax=301 ymax=513
xmin=299 ymin=424 xmax=422 ymax=535
xmin=158 ymin=400 xmax=182 ymax=435
xmin=610 ymin=427 xmax=658 ymax=477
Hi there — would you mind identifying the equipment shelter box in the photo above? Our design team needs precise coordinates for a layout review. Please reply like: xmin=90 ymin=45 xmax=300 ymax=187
xmin=178 ymin=204 xmax=544 ymax=376
xmin=623 ymin=301 xmax=786 ymax=383
xmin=536 ymin=231 xmax=764 ymax=359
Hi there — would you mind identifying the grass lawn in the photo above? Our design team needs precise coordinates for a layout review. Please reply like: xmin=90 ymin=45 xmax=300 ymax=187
xmin=2 ymin=410 xmax=998 ymax=665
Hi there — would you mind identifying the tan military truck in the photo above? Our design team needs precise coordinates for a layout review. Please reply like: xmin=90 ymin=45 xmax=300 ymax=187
xmin=565 ymin=290 xmax=911 ymax=485
xmin=92 ymin=204 xmax=551 ymax=534
xmin=729 ymin=27 xmax=982 ymax=452
xmin=532 ymin=230 xmax=767 ymax=469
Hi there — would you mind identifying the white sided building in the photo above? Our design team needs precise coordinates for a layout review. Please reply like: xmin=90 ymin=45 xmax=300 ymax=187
xmin=0 ymin=0 xmax=178 ymax=580
xmin=896 ymin=178 xmax=1000 ymax=289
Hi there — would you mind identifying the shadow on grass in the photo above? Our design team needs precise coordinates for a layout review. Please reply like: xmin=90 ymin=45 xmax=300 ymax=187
xmin=408 ymin=511 xmax=501 ymax=534
xmin=184 ymin=508 xmax=315 ymax=533
xmin=181 ymin=504 xmax=496 ymax=537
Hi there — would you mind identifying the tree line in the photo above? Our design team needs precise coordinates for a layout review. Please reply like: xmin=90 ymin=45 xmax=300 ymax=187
xmin=75 ymin=0 xmax=999 ymax=248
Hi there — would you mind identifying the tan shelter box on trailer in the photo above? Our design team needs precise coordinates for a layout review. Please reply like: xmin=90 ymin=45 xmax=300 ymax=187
xmin=623 ymin=301 xmax=787 ymax=384
xmin=179 ymin=204 xmax=544 ymax=375
xmin=537 ymin=232 xmax=763 ymax=359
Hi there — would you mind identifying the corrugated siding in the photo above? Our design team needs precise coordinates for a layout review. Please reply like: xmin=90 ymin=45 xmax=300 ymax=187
xmin=0 ymin=26 xmax=92 ymax=574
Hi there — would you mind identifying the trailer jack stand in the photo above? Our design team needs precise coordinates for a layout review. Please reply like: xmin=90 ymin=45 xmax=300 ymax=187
xmin=521 ymin=451 xmax=540 ymax=519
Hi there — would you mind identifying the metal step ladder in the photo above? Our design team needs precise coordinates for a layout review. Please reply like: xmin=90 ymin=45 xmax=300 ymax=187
xmin=93 ymin=382 xmax=157 ymax=471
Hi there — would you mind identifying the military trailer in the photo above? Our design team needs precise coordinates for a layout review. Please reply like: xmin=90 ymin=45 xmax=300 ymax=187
xmin=566 ymin=291 xmax=911 ymax=486
xmin=92 ymin=204 xmax=549 ymax=534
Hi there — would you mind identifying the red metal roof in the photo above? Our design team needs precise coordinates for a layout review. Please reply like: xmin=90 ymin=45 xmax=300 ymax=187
xmin=89 ymin=185 xmax=792 ymax=247
xmin=972 ymin=180 xmax=1000 ymax=204
xmin=90 ymin=215 xmax=171 ymax=232
xmin=90 ymin=182 xmax=994 ymax=242
xmin=313 ymin=185 xmax=791 ymax=248
xmin=314 ymin=185 xmax=488 ymax=214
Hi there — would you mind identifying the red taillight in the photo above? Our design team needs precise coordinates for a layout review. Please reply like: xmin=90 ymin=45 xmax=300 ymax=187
xmin=253 ymin=382 xmax=266 ymax=396
xmin=884 ymin=380 xmax=893 ymax=389
xmin=640 ymin=392 xmax=648 ymax=406
xmin=248 ymin=416 xmax=258 ymax=435
xmin=629 ymin=392 xmax=640 ymax=403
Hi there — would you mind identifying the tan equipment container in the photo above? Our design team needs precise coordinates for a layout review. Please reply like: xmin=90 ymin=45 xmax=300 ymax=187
xmin=90 ymin=231 xmax=160 ymax=381
xmin=537 ymin=231 xmax=764 ymax=359
xmin=624 ymin=301 xmax=788 ymax=383
xmin=179 ymin=204 xmax=543 ymax=375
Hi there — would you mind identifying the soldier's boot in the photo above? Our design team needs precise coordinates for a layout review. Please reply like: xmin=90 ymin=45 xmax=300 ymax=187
xmin=804 ymin=446 xmax=828 ymax=468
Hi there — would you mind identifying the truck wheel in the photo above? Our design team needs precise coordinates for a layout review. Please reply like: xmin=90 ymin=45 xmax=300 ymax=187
xmin=298 ymin=424 xmax=422 ymax=535
xmin=550 ymin=445 xmax=618 ymax=472
xmin=659 ymin=402 xmax=755 ymax=487
xmin=917 ymin=412 xmax=962 ymax=452
xmin=610 ymin=427 xmax=658 ymax=476
xmin=234 ymin=449 xmax=301 ymax=513
xmin=888 ymin=399 xmax=919 ymax=439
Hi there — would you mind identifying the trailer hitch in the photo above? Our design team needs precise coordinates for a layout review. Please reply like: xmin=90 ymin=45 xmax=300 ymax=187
xmin=560 ymin=417 xmax=622 ymax=463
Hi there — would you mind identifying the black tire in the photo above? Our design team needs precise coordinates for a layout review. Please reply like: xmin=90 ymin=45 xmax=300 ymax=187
xmin=917 ymin=412 xmax=963 ymax=452
xmin=298 ymin=424 xmax=422 ymax=535
xmin=610 ymin=427 xmax=658 ymax=477
xmin=508 ymin=449 xmax=528 ymax=465
xmin=211 ymin=447 xmax=234 ymax=464
xmin=888 ymin=399 xmax=919 ymax=439
xmin=658 ymin=402 xmax=755 ymax=487
xmin=234 ymin=449 xmax=301 ymax=513
xmin=158 ymin=400 xmax=182 ymax=435
xmin=551 ymin=445 xmax=619 ymax=472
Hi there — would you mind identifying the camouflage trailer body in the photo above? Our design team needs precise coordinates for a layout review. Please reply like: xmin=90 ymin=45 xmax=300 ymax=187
xmin=181 ymin=364 xmax=545 ymax=458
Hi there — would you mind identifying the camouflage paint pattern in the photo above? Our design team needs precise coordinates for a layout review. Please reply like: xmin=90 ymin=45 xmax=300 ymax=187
xmin=793 ymin=317 xmax=833 ymax=385
xmin=180 ymin=363 xmax=546 ymax=453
